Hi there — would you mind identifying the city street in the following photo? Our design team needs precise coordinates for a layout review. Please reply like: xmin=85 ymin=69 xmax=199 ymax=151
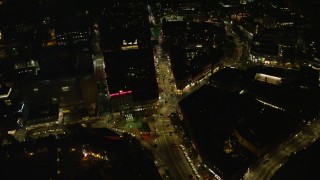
xmin=3 ymin=2 xmax=320 ymax=180
xmin=152 ymin=38 xmax=199 ymax=179
xmin=244 ymin=117 xmax=320 ymax=180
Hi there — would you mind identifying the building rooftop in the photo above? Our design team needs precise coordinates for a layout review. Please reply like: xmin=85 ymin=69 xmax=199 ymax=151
xmin=27 ymin=103 xmax=59 ymax=121
xmin=179 ymin=85 xmax=254 ymax=179
xmin=179 ymin=66 xmax=319 ymax=178
xmin=104 ymin=49 xmax=158 ymax=103
xmin=209 ymin=67 xmax=249 ymax=92
xmin=169 ymin=45 xmax=223 ymax=81
xmin=0 ymin=127 xmax=162 ymax=179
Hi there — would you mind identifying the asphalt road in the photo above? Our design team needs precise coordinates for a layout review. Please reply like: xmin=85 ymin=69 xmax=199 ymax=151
xmin=244 ymin=117 xmax=320 ymax=180
xmin=153 ymin=38 xmax=197 ymax=179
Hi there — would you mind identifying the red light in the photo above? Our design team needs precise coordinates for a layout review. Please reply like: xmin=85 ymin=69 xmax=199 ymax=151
xmin=110 ymin=90 xmax=132 ymax=97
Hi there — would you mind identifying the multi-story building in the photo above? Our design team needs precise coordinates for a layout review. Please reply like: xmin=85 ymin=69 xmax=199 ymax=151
xmin=249 ymin=27 xmax=299 ymax=65
xmin=104 ymin=49 xmax=158 ymax=112
xmin=166 ymin=21 xmax=225 ymax=92
xmin=99 ymin=2 xmax=158 ymax=112
xmin=54 ymin=14 xmax=91 ymax=47
xmin=170 ymin=45 xmax=222 ymax=91
xmin=14 ymin=59 xmax=40 ymax=79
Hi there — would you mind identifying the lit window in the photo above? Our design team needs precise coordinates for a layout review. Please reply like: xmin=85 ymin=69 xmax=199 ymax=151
xmin=61 ymin=86 xmax=69 ymax=92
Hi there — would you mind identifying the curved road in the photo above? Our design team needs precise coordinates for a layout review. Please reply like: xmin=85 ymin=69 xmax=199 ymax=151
xmin=244 ymin=116 xmax=320 ymax=180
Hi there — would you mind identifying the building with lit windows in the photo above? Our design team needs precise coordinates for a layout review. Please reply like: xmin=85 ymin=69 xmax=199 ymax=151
xmin=26 ymin=103 xmax=59 ymax=127
xmin=179 ymin=66 xmax=319 ymax=179
xmin=14 ymin=59 xmax=40 ymax=78
xmin=239 ymin=17 xmax=261 ymax=36
xmin=164 ymin=21 xmax=225 ymax=91
xmin=22 ymin=76 xmax=98 ymax=124
xmin=104 ymin=49 xmax=158 ymax=112
xmin=54 ymin=13 xmax=91 ymax=47
xmin=55 ymin=30 xmax=90 ymax=46
xmin=99 ymin=2 xmax=158 ymax=112
xmin=109 ymin=90 xmax=133 ymax=113
xmin=162 ymin=19 xmax=187 ymax=46
xmin=249 ymin=27 xmax=299 ymax=64
xmin=98 ymin=2 xmax=151 ymax=52
xmin=0 ymin=20 xmax=36 ymax=49
xmin=169 ymin=45 xmax=222 ymax=91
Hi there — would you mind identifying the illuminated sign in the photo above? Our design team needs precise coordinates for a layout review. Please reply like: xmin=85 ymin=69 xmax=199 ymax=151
xmin=121 ymin=39 xmax=138 ymax=50
xmin=122 ymin=39 xmax=137 ymax=45
xmin=121 ymin=45 xmax=138 ymax=50
xmin=110 ymin=90 xmax=132 ymax=97
xmin=254 ymin=73 xmax=282 ymax=85
xmin=164 ymin=15 xmax=184 ymax=22
xmin=61 ymin=86 xmax=69 ymax=92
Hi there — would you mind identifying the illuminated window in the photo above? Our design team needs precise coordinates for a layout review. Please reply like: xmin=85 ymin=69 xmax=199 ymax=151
xmin=61 ymin=86 xmax=69 ymax=92
xmin=255 ymin=73 xmax=282 ymax=85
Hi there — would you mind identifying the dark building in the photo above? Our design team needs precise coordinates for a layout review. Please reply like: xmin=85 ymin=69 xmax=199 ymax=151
xmin=50 ymin=13 xmax=91 ymax=47
xmin=179 ymin=66 xmax=319 ymax=179
xmin=109 ymin=90 xmax=133 ymax=113
xmin=26 ymin=103 xmax=59 ymax=126
xmin=99 ymin=2 xmax=151 ymax=52
xmin=169 ymin=45 xmax=223 ymax=91
xmin=250 ymin=28 xmax=279 ymax=63
xmin=0 ymin=81 xmax=24 ymax=131
xmin=0 ymin=7 xmax=94 ymax=83
xmin=169 ymin=45 xmax=222 ymax=90
xmin=164 ymin=21 xmax=225 ymax=91
xmin=179 ymin=85 xmax=254 ymax=179
xmin=99 ymin=2 xmax=158 ymax=111
xmin=186 ymin=21 xmax=226 ymax=48
xmin=239 ymin=16 xmax=261 ymax=36
xmin=104 ymin=49 xmax=158 ymax=111
xmin=250 ymin=25 xmax=301 ymax=64
xmin=245 ymin=66 xmax=320 ymax=119
xmin=0 ymin=128 xmax=162 ymax=179
xmin=0 ymin=19 xmax=36 ymax=50
xmin=19 ymin=76 xmax=98 ymax=126
xmin=162 ymin=19 xmax=187 ymax=46
xmin=32 ymin=46 xmax=94 ymax=81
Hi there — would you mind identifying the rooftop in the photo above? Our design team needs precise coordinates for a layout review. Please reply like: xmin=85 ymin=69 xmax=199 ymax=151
xmin=27 ymin=103 xmax=59 ymax=121
xmin=104 ymin=49 xmax=158 ymax=102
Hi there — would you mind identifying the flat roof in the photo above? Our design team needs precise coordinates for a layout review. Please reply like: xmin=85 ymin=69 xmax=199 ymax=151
xmin=28 ymin=103 xmax=59 ymax=120
xmin=104 ymin=49 xmax=158 ymax=102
